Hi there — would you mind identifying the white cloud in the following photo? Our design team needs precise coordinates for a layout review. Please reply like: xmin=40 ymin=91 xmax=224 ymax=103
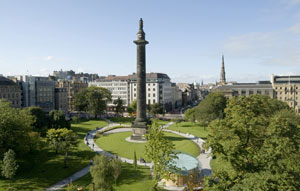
xmin=45 ymin=56 xmax=53 ymax=61
xmin=223 ymin=29 xmax=300 ymax=66
xmin=288 ymin=22 xmax=300 ymax=34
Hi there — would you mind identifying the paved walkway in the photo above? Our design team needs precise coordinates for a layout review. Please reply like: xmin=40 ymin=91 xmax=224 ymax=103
xmin=46 ymin=120 xmax=211 ymax=190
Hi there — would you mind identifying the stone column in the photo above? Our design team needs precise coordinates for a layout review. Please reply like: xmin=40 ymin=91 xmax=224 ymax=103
xmin=131 ymin=18 xmax=149 ymax=141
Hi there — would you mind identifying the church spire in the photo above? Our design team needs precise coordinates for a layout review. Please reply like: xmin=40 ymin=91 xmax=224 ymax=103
xmin=220 ymin=54 xmax=226 ymax=84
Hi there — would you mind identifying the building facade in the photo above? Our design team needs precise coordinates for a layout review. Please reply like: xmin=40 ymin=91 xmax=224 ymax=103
xmin=271 ymin=75 xmax=300 ymax=113
xmin=56 ymin=80 xmax=88 ymax=111
xmin=213 ymin=81 xmax=275 ymax=99
xmin=55 ymin=87 xmax=68 ymax=113
xmin=0 ymin=76 xmax=21 ymax=108
xmin=89 ymin=73 xmax=173 ymax=111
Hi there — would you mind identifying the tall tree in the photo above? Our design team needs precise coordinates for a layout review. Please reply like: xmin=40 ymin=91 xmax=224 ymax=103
xmin=194 ymin=92 xmax=227 ymax=125
xmin=149 ymin=103 xmax=165 ymax=117
xmin=24 ymin=106 xmax=48 ymax=136
xmin=204 ymin=95 xmax=299 ymax=190
xmin=48 ymin=109 xmax=70 ymax=129
xmin=90 ymin=154 xmax=114 ymax=191
xmin=46 ymin=128 xmax=77 ymax=167
xmin=1 ymin=149 xmax=18 ymax=180
xmin=145 ymin=120 xmax=178 ymax=188
xmin=111 ymin=158 xmax=122 ymax=185
xmin=127 ymin=99 xmax=137 ymax=115
xmin=184 ymin=108 xmax=196 ymax=123
xmin=113 ymin=97 xmax=124 ymax=114
xmin=0 ymin=100 xmax=34 ymax=156
xmin=73 ymin=87 xmax=112 ymax=118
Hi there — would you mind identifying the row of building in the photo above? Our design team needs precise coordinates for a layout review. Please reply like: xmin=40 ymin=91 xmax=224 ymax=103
xmin=213 ymin=56 xmax=300 ymax=113
xmin=0 ymin=71 xmax=201 ymax=113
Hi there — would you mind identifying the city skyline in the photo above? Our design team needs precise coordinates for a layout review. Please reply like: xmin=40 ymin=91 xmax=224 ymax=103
xmin=0 ymin=0 xmax=300 ymax=83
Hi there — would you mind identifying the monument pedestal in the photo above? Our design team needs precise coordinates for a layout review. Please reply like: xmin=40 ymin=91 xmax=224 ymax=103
xmin=131 ymin=121 xmax=147 ymax=141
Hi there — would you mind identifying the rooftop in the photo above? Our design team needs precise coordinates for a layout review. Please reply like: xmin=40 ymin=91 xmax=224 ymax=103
xmin=0 ymin=76 xmax=18 ymax=86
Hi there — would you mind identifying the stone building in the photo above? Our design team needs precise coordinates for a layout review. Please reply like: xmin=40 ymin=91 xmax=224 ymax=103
xmin=0 ymin=76 xmax=21 ymax=108
xmin=56 ymin=80 xmax=88 ymax=111
xmin=55 ymin=87 xmax=68 ymax=113
xmin=271 ymin=75 xmax=300 ymax=113
xmin=213 ymin=81 xmax=274 ymax=99
xmin=171 ymin=83 xmax=182 ymax=110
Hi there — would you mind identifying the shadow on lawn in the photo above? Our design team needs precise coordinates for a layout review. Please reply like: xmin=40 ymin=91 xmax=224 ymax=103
xmin=118 ymin=164 xmax=151 ymax=185
xmin=164 ymin=135 xmax=190 ymax=142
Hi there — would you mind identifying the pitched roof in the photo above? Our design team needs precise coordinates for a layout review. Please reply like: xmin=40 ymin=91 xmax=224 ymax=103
xmin=0 ymin=76 xmax=18 ymax=86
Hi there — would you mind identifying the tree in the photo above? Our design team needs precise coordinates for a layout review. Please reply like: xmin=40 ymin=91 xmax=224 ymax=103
xmin=184 ymin=108 xmax=196 ymax=123
xmin=133 ymin=150 xmax=137 ymax=171
xmin=24 ymin=106 xmax=48 ymax=136
xmin=145 ymin=120 xmax=178 ymax=187
xmin=127 ymin=99 xmax=137 ymax=115
xmin=113 ymin=97 xmax=124 ymax=114
xmin=90 ymin=154 xmax=114 ymax=191
xmin=48 ymin=110 xmax=70 ymax=129
xmin=149 ymin=103 xmax=165 ymax=117
xmin=111 ymin=158 xmax=122 ymax=185
xmin=0 ymin=100 xmax=35 ymax=156
xmin=1 ymin=149 xmax=18 ymax=180
xmin=73 ymin=87 xmax=112 ymax=118
xmin=204 ymin=95 xmax=299 ymax=190
xmin=46 ymin=128 xmax=77 ymax=167
xmin=194 ymin=92 xmax=227 ymax=125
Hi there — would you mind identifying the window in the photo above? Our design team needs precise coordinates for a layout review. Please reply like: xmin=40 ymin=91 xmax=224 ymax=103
xmin=148 ymin=99 xmax=151 ymax=104
xmin=148 ymin=88 xmax=150 ymax=91
xmin=134 ymin=84 xmax=136 ymax=86
xmin=134 ymin=88 xmax=136 ymax=91
xmin=153 ymin=83 xmax=155 ymax=86
xmin=148 ymin=84 xmax=150 ymax=86
xmin=134 ymin=93 xmax=136 ymax=97
xmin=153 ymin=88 xmax=155 ymax=91
xmin=153 ymin=99 xmax=155 ymax=103
xmin=148 ymin=93 xmax=150 ymax=97
xmin=257 ymin=90 xmax=261 ymax=94
xmin=249 ymin=90 xmax=253 ymax=95
xmin=153 ymin=93 xmax=155 ymax=97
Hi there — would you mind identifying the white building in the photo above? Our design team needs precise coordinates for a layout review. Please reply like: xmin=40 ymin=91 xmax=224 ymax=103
xmin=89 ymin=73 xmax=173 ymax=111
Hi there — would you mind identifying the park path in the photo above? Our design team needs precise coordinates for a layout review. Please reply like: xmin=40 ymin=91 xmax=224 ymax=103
xmin=46 ymin=120 xmax=211 ymax=190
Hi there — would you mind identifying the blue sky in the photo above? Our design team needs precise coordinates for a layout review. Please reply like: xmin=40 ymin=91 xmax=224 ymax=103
xmin=0 ymin=0 xmax=300 ymax=83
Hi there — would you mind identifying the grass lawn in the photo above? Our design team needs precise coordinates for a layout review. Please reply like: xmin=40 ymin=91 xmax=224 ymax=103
xmin=0 ymin=119 xmax=108 ymax=191
xmin=166 ymin=122 xmax=209 ymax=140
xmin=62 ymin=163 xmax=165 ymax=191
xmin=96 ymin=131 xmax=200 ymax=162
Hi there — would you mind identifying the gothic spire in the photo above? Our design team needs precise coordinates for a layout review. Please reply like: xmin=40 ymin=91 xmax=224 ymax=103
xmin=220 ymin=54 xmax=226 ymax=84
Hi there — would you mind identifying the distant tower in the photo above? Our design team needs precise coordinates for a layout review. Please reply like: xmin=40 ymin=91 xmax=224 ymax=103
xmin=220 ymin=55 xmax=226 ymax=84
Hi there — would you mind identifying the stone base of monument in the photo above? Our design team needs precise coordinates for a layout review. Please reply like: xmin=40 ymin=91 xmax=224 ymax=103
xmin=131 ymin=121 xmax=147 ymax=141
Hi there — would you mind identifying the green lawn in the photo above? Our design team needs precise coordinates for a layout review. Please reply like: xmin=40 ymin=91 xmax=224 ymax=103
xmin=0 ymin=119 xmax=108 ymax=191
xmin=167 ymin=122 xmax=209 ymax=140
xmin=62 ymin=163 xmax=165 ymax=191
xmin=96 ymin=131 xmax=200 ymax=161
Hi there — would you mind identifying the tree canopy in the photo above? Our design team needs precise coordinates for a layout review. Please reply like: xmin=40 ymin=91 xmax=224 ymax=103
xmin=127 ymin=99 xmax=137 ymax=115
xmin=204 ymin=95 xmax=299 ymax=190
xmin=73 ymin=86 xmax=112 ymax=118
xmin=193 ymin=92 xmax=227 ymax=125
xmin=145 ymin=120 xmax=177 ymax=187
xmin=24 ymin=106 xmax=48 ymax=136
xmin=113 ymin=97 xmax=124 ymax=114
xmin=149 ymin=103 xmax=165 ymax=117
xmin=48 ymin=109 xmax=70 ymax=129
xmin=0 ymin=100 xmax=35 ymax=156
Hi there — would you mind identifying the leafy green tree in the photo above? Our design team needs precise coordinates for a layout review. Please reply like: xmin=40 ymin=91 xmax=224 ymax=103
xmin=90 ymin=154 xmax=114 ymax=191
xmin=73 ymin=87 xmax=112 ymax=118
xmin=48 ymin=110 xmax=70 ymax=129
xmin=46 ymin=128 xmax=77 ymax=167
xmin=111 ymin=158 xmax=122 ymax=185
xmin=145 ymin=120 xmax=178 ymax=188
xmin=127 ymin=99 xmax=137 ymax=115
xmin=1 ymin=149 xmax=18 ymax=180
xmin=184 ymin=108 xmax=196 ymax=123
xmin=24 ymin=106 xmax=48 ymax=136
xmin=113 ymin=97 xmax=124 ymax=114
xmin=0 ymin=100 xmax=35 ymax=155
xmin=73 ymin=88 xmax=89 ymax=112
xmin=194 ymin=92 xmax=227 ymax=125
xmin=204 ymin=95 xmax=299 ymax=190
xmin=149 ymin=103 xmax=165 ymax=117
